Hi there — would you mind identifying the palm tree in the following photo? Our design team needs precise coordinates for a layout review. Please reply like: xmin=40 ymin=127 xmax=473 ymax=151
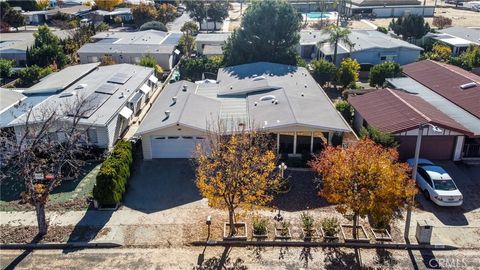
xmin=318 ymin=25 xmax=353 ymax=66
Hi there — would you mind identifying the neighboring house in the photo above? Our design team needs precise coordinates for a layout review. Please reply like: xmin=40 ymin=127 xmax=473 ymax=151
xmin=426 ymin=26 xmax=480 ymax=56
xmin=2 ymin=63 xmax=159 ymax=149
xmin=299 ymin=30 xmax=423 ymax=66
xmin=22 ymin=6 xmax=92 ymax=25
xmin=78 ymin=30 xmax=182 ymax=70
xmin=136 ymin=62 xmax=353 ymax=159
xmin=344 ymin=0 xmax=434 ymax=18
xmin=195 ymin=33 xmax=230 ymax=57
xmin=386 ymin=60 xmax=480 ymax=161
xmin=88 ymin=8 xmax=133 ymax=24
xmin=0 ymin=30 xmax=71 ymax=67
xmin=350 ymin=88 xmax=472 ymax=160
xmin=0 ymin=88 xmax=25 ymax=115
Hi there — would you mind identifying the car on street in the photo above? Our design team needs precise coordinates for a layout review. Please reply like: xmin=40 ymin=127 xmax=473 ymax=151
xmin=406 ymin=159 xmax=463 ymax=206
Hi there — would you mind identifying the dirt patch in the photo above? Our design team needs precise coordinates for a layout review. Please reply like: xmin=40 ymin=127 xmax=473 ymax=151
xmin=0 ymin=198 xmax=90 ymax=212
xmin=0 ymin=225 xmax=110 ymax=244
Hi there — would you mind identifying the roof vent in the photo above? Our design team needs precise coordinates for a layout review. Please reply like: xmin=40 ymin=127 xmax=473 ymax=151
xmin=254 ymin=102 xmax=258 ymax=106
xmin=182 ymin=85 xmax=187 ymax=92
xmin=304 ymin=84 xmax=307 ymax=88
xmin=259 ymin=95 xmax=276 ymax=101
xmin=165 ymin=110 xmax=171 ymax=118
xmin=274 ymin=100 xmax=278 ymax=105
xmin=460 ymin=82 xmax=477 ymax=90
xmin=75 ymin=84 xmax=87 ymax=89
xmin=172 ymin=96 xmax=177 ymax=104
xmin=253 ymin=76 xmax=266 ymax=81
xmin=301 ymin=92 xmax=305 ymax=97
xmin=119 ymin=92 xmax=125 ymax=98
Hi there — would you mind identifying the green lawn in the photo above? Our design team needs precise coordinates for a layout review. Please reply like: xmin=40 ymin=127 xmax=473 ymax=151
xmin=0 ymin=162 xmax=101 ymax=211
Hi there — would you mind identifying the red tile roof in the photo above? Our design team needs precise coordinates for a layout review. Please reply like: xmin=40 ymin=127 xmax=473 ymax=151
xmin=402 ymin=60 xmax=480 ymax=118
xmin=349 ymin=88 xmax=472 ymax=135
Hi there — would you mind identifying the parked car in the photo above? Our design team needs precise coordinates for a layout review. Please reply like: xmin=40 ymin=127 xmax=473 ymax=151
xmin=406 ymin=159 xmax=463 ymax=206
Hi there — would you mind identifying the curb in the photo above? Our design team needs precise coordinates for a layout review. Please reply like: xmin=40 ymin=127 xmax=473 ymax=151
xmin=190 ymin=240 xmax=458 ymax=250
xmin=0 ymin=242 xmax=122 ymax=250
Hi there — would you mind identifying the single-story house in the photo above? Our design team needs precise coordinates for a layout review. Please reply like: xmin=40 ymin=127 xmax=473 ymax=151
xmin=136 ymin=62 xmax=354 ymax=159
xmin=299 ymin=29 xmax=423 ymax=66
xmin=387 ymin=60 xmax=480 ymax=161
xmin=0 ymin=30 xmax=71 ymax=67
xmin=195 ymin=32 xmax=230 ymax=57
xmin=350 ymin=88 xmax=472 ymax=160
xmin=2 ymin=63 xmax=159 ymax=149
xmin=344 ymin=0 xmax=434 ymax=18
xmin=22 ymin=6 xmax=92 ymax=25
xmin=78 ymin=30 xmax=182 ymax=70
xmin=88 ymin=8 xmax=133 ymax=24
xmin=426 ymin=26 xmax=480 ymax=56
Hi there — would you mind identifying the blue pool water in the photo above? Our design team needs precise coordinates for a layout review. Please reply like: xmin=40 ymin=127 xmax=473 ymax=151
xmin=306 ymin=12 xmax=335 ymax=19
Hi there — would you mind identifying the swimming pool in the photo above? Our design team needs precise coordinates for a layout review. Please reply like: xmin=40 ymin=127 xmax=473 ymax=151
xmin=305 ymin=12 xmax=336 ymax=19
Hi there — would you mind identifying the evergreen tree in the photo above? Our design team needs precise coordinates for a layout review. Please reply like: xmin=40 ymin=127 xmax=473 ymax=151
xmin=223 ymin=0 xmax=301 ymax=66
xmin=28 ymin=25 xmax=69 ymax=68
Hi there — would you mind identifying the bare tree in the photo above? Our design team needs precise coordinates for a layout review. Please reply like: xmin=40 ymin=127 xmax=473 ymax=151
xmin=0 ymin=95 xmax=96 ymax=236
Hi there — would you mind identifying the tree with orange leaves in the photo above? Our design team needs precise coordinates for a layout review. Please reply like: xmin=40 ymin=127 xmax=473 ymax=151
xmin=195 ymin=121 xmax=281 ymax=237
xmin=95 ymin=0 xmax=123 ymax=11
xmin=309 ymin=139 xmax=416 ymax=238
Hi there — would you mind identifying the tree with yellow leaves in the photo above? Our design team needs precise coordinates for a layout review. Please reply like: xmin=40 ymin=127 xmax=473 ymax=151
xmin=95 ymin=0 xmax=123 ymax=11
xmin=36 ymin=0 xmax=50 ymax=10
xmin=309 ymin=139 xmax=416 ymax=238
xmin=195 ymin=122 xmax=281 ymax=237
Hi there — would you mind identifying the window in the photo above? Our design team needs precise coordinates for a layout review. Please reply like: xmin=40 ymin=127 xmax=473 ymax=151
xmin=380 ymin=56 xmax=386 ymax=61
xmin=418 ymin=168 xmax=432 ymax=187
xmin=167 ymin=136 xmax=179 ymax=139
xmin=182 ymin=136 xmax=193 ymax=139
xmin=279 ymin=133 xmax=294 ymax=154
xmin=155 ymin=137 xmax=166 ymax=140
xmin=87 ymin=128 xmax=98 ymax=144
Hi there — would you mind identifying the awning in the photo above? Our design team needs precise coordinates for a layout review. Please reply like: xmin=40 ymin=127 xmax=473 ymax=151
xmin=149 ymin=75 xmax=158 ymax=84
xmin=119 ymin=106 xmax=133 ymax=119
xmin=139 ymin=83 xmax=151 ymax=94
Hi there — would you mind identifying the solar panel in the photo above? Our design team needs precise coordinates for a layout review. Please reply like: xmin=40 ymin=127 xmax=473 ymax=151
xmin=74 ymin=92 xmax=111 ymax=118
xmin=108 ymin=73 xmax=131 ymax=85
xmin=95 ymin=83 xmax=119 ymax=95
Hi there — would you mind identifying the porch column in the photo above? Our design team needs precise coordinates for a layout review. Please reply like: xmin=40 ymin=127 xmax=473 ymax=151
xmin=328 ymin=132 xmax=333 ymax=145
xmin=276 ymin=133 xmax=280 ymax=154
xmin=293 ymin=132 xmax=297 ymax=154
xmin=453 ymin=135 xmax=465 ymax=161
xmin=310 ymin=132 xmax=314 ymax=153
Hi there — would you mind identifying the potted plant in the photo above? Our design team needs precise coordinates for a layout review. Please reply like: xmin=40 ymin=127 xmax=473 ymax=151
xmin=252 ymin=217 xmax=268 ymax=239
xmin=301 ymin=212 xmax=318 ymax=241
xmin=321 ymin=217 xmax=340 ymax=241
xmin=274 ymin=221 xmax=292 ymax=240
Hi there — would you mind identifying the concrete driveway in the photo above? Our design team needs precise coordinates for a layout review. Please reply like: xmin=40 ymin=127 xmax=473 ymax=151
xmin=411 ymin=162 xmax=480 ymax=248
xmin=122 ymin=159 xmax=202 ymax=213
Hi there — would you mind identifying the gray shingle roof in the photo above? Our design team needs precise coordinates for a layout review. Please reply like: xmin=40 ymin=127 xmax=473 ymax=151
xmin=439 ymin=26 xmax=480 ymax=45
xmin=300 ymin=30 xmax=423 ymax=56
xmin=137 ymin=62 xmax=351 ymax=135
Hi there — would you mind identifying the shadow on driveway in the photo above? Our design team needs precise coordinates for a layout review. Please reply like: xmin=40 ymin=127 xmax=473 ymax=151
xmin=122 ymin=159 xmax=202 ymax=213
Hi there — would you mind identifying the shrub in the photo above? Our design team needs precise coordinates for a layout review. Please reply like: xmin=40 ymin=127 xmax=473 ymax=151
xmin=93 ymin=140 xmax=134 ymax=206
xmin=310 ymin=59 xmax=337 ymax=86
xmin=368 ymin=62 xmax=402 ymax=87
xmin=139 ymin=54 xmax=157 ymax=68
xmin=334 ymin=99 xmax=353 ymax=124
xmin=253 ymin=217 xmax=268 ymax=235
xmin=359 ymin=125 xmax=398 ymax=148
xmin=0 ymin=59 xmax=15 ymax=78
xmin=178 ymin=56 xmax=224 ymax=82
xmin=337 ymin=58 xmax=360 ymax=89
xmin=139 ymin=21 xmax=167 ymax=32
xmin=300 ymin=212 xmax=315 ymax=236
xmin=95 ymin=22 xmax=110 ymax=32
xmin=376 ymin=26 xmax=388 ymax=34
xmin=16 ymin=65 xmax=52 ymax=87
xmin=432 ymin=16 xmax=452 ymax=29
xmin=278 ymin=221 xmax=291 ymax=236
xmin=321 ymin=217 xmax=339 ymax=237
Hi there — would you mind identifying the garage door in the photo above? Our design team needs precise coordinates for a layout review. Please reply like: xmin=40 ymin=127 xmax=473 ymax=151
xmin=151 ymin=136 xmax=205 ymax=158
xmin=395 ymin=136 xmax=456 ymax=160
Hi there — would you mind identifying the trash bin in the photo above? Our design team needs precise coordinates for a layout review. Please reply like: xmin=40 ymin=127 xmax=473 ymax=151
xmin=415 ymin=220 xmax=433 ymax=244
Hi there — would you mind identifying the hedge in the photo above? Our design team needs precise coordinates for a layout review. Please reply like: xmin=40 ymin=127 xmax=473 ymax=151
xmin=93 ymin=140 xmax=133 ymax=206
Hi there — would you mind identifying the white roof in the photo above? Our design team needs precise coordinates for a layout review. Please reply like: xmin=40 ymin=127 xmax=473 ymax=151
xmin=119 ymin=106 xmax=133 ymax=119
